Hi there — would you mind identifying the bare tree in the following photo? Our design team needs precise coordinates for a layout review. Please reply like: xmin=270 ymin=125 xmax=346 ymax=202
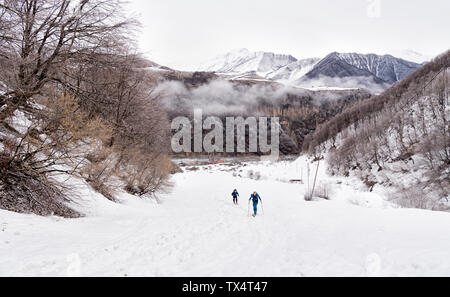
xmin=0 ymin=0 xmax=136 ymax=121
xmin=0 ymin=1 xmax=173 ymax=215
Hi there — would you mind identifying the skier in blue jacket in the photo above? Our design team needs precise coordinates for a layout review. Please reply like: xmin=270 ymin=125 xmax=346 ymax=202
xmin=249 ymin=191 xmax=262 ymax=217
xmin=231 ymin=189 xmax=239 ymax=205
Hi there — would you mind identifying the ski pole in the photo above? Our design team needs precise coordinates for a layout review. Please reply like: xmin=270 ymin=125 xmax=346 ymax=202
xmin=247 ymin=201 xmax=250 ymax=217
xmin=261 ymin=202 xmax=264 ymax=216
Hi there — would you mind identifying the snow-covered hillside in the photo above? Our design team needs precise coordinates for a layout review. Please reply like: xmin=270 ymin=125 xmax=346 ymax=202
xmin=266 ymin=58 xmax=320 ymax=84
xmin=303 ymin=52 xmax=450 ymax=210
xmin=2 ymin=156 xmax=450 ymax=276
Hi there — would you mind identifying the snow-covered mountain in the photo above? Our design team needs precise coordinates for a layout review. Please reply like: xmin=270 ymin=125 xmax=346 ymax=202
xmin=302 ymin=53 xmax=382 ymax=82
xmin=301 ymin=52 xmax=422 ymax=85
xmin=198 ymin=49 xmax=424 ymax=92
xmin=197 ymin=48 xmax=297 ymax=76
xmin=197 ymin=48 xmax=321 ymax=83
xmin=325 ymin=52 xmax=421 ymax=83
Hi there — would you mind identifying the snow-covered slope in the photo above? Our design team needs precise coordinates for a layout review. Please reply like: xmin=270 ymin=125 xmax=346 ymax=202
xmin=2 ymin=156 xmax=450 ymax=276
xmin=266 ymin=57 xmax=320 ymax=83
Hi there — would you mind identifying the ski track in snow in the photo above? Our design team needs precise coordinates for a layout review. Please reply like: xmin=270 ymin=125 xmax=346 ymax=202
xmin=1 ymin=157 xmax=450 ymax=276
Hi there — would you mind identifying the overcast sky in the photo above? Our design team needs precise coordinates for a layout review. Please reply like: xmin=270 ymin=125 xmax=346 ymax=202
xmin=126 ymin=0 xmax=450 ymax=70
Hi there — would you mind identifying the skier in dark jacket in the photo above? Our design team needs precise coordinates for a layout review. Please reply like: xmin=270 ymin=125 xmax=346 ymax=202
xmin=249 ymin=191 xmax=262 ymax=216
xmin=231 ymin=189 xmax=239 ymax=205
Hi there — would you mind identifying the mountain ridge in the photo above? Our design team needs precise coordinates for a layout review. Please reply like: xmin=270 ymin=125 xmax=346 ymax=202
xmin=197 ymin=49 xmax=424 ymax=91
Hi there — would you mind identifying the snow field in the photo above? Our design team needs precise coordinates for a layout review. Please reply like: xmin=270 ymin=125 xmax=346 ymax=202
xmin=1 ymin=156 xmax=450 ymax=276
